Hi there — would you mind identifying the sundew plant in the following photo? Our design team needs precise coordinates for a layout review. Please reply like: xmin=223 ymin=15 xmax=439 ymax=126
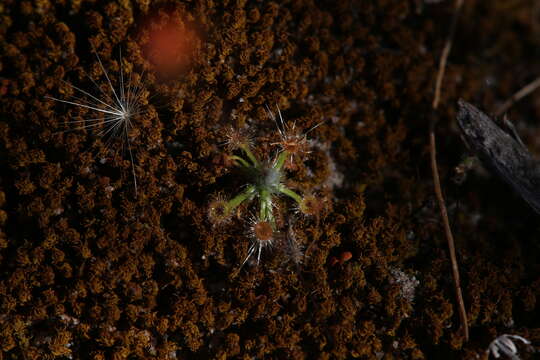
xmin=209 ymin=106 xmax=323 ymax=267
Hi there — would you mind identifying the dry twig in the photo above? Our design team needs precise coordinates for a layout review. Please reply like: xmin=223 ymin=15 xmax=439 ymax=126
xmin=429 ymin=0 xmax=469 ymax=341
xmin=495 ymin=76 xmax=540 ymax=117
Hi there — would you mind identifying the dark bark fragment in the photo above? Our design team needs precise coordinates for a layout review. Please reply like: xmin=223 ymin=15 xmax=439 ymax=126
xmin=457 ymin=99 xmax=540 ymax=214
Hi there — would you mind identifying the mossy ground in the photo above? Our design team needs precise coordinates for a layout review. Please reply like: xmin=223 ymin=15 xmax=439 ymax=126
xmin=1 ymin=0 xmax=540 ymax=359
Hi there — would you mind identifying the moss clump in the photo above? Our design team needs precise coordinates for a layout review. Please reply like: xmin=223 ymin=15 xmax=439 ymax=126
xmin=1 ymin=0 xmax=540 ymax=359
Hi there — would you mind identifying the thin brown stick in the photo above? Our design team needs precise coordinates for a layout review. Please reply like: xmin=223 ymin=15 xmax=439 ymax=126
xmin=430 ymin=127 xmax=469 ymax=342
xmin=495 ymin=76 xmax=540 ymax=117
xmin=430 ymin=0 xmax=469 ymax=341
xmin=433 ymin=0 xmax=464 ymax=109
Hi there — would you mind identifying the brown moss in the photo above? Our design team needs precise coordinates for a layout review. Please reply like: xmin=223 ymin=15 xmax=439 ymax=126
xmin=1 ymin=0 xmax=540 ymax=359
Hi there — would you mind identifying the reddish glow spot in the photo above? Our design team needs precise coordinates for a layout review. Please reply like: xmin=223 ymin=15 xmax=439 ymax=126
xmin=329 ymin=252 xmax=353 ymax=267
xmin=142 ymin=17 xmax=199 ymax=76
xmin=339 ymin=251 xmax=352 ymax=263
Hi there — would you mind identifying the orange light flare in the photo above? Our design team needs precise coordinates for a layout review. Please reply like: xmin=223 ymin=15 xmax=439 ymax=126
xmin=140 ymin=15 xmax=200 ymax=77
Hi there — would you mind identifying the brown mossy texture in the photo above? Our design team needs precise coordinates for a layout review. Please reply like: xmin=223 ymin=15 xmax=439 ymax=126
xmin=1 ymin=0 xmax=540 ymax=359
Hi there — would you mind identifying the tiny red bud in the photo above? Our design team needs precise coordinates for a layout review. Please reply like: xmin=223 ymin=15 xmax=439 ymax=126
xmin=339 ymin=251 xmax=352 ymax=264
